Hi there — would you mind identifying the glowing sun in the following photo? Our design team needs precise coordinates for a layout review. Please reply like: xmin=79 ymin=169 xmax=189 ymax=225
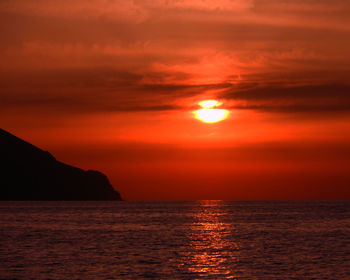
xmin=195 ymin=100 xmax=229 ymax=123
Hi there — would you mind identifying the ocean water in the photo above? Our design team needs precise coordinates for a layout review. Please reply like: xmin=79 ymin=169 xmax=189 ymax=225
xmin=0 ymin=201 xmax=349 ymax=280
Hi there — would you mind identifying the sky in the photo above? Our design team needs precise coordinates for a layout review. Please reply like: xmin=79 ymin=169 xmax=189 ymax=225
xmin=1 ymin=0 xmax=350 ymax=200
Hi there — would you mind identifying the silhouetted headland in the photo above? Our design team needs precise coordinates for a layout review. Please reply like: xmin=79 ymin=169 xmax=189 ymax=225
xmin=0 ymin=128 xmax=122 ymax=200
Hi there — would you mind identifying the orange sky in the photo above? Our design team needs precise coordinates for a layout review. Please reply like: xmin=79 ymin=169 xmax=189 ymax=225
xmin=1 ymin=0 xmax=350 ymax=200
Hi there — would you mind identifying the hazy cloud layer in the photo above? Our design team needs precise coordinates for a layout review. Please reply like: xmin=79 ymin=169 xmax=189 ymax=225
xmin=1 ymin=0 xmax=350 ymax=115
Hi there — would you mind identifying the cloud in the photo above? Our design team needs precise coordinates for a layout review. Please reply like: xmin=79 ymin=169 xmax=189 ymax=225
xmin=1 ymin=0 xmax=350 ymax=116
xmin=220 ymin=83 xmax=350 ymax=114
xmin=0 ymin=0 xmax=253 ymax=20
xmin=0 ymin=0 xmax=147 ymax=22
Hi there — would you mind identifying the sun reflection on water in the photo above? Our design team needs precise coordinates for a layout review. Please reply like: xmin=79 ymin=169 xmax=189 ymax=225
xmin=183 ymin=200 xmax=240 ymax=279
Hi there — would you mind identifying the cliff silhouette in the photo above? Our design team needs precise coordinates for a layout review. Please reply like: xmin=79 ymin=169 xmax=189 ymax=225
xmin=0 ymin=128 xmax=122 ymax=200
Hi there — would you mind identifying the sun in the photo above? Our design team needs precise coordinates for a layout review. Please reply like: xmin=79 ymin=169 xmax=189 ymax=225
xmin=195 ymin=108 xmax=228 ymax=123
xmin=194 ymin=100 xmax=229 ymax=123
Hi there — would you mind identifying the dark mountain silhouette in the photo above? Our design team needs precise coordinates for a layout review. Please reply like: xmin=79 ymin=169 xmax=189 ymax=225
xmin=0 ymin=128 xmax=122 ymax=200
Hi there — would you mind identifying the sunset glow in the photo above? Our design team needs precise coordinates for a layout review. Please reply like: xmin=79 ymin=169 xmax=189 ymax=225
xmin=2 ymin=2 xmax=350 ymax=278
xmin=1 ymin=0 xmax=350 ymax=200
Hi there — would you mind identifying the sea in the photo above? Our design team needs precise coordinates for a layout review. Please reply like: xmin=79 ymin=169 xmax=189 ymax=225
xmin=0 ymin=201 xmax=349 ymax=280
